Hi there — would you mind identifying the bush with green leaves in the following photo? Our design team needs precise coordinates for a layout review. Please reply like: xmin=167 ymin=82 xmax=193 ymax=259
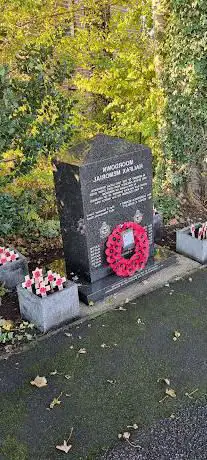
xmin=160 ymin=0 xmax=207 ymax=200
xmin=0 ymin=192 xmax=60 ymax=238
xmin=0 ymin=41 xmax=74 ymax=184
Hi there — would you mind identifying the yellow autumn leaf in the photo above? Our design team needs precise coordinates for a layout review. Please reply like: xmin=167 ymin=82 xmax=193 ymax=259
xmin=0 ymin=319 xmax=14 ymax=331
xmin=165 ymin=388 xmax=176 ymax=398
xmin=50 ymin=398 xmax=61 ymax=409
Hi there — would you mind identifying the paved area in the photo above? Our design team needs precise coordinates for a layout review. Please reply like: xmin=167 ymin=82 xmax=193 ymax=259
xmin=0 ymin=268 xmax=207 ymax=459
xmin=103 ymin=402 xmax=207 ymax=460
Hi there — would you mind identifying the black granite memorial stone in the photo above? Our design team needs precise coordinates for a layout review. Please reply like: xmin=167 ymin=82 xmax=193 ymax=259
xmin=53 ymin=135 xmax=174 ymax=304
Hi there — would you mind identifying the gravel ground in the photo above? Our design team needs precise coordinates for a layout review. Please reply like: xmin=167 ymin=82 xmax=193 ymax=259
xmin=103 ymin=402 xmax=207 ymax=460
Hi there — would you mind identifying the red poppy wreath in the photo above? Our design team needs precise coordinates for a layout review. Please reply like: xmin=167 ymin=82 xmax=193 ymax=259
xmin=105 ymin=222 xmax=149 ymax=277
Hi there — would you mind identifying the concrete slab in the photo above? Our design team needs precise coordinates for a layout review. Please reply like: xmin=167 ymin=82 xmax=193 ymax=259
xmin=79 ymin=252 xmax=202 ymax=320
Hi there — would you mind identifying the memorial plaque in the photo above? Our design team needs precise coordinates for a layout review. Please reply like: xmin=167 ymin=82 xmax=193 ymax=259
xmin=54 ymin=135 xmax=175 ymax=304
xmin=54 ymin=135 xmax=152 ymax=277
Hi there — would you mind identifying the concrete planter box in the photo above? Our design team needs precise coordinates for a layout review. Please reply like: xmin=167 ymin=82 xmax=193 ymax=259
xmin=176 ymin=226 xmax=207 ymax=264
xmin=0 ymin=251 xmax=28 ymax=290
xmin=17 ymin=281 xmax=80 ymax=333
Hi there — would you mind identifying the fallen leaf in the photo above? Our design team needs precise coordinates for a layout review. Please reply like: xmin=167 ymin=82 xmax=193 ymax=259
xmin=65 ymin=375 xmax=71 ymax=380
xmin=50 ymin=370 xmax=58 ymax=376
xmin=125 ymin=298 xmax=129 ymax=304
xmin=78 ymin=348 xmax=87 ymax=354
xmin=123 ymin=432 xmax=131 ymax=440
xmin=0 ymin=319 xmax=14 ymax=331
xmin=30 ymin=376 xmax=47 ymax=388
xmin=173 ymin=330 xmax=181 ymax=341
xmin=65 ymin=332 xmax=72 ymax=337
xmin=188 ymin=277 xmax=192 ymax=282
xmin=69 ymin=345 xmax=74 ymax=349
xmin=118 ymin=433 xmax=122 ymax=439
xmin=107 ymin=379 xmax=116 ymax=385
xmin=164 ymin=378 xmax=170 ymax=386
xmin=137 ymin=318 xmax=145 ymax=325
xmin=56 ymin=440 xmax=72 ymax=453
xmin=89 ymin=300 xmax=94 ymax=306
xmin=127 ymin=423 xmax=138 ymax=429
xmin=101 ymin=343 xmax=110 ymax=349
xmin=78 ymin=336 xmax=82 ymax=340
xmin=117 ymin=306 xmax=126 ymax=311
xmin=50 ymin=393 xmax=62 ymax=409
xmin=165 ymin=388 xmax=176 ymax=398
xmin=88 ymin=324 xmax=91 ymax=328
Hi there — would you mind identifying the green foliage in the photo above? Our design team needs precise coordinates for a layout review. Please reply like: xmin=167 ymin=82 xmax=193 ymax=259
xmin=154 ymin=193 xmax=179 ymax=221
xmin=67 ymin=0 xmax=163 ymax=160
xmin=0 ymin=42 xmax=74 ymax=183
xmin=160 ymin=0 xmax=207 ymax=188
xmin=0 ymin=0 xmax=70 ymax=64
xmin=0 ymin=192 xmax=60 ymax=238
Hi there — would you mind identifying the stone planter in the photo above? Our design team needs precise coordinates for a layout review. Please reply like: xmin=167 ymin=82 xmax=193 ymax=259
xmin=176 ymin=226 xmax=207 ymax=264
xmin=17 ymin=281 xmax=80 ymax=333
xmin=0 ymin=251 xmax=28 ymax=290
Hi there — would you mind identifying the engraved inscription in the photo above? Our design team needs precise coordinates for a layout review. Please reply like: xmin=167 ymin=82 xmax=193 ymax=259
xmin=90 ymin=245 xmax=102 ymax=268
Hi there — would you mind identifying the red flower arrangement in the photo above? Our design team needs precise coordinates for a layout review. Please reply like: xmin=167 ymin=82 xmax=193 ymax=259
xmin=105 ymin=222 xmax=149 ymax=277
xmin=0 ymin=247 xmax=19 ymax=265
xmin=22 ymin=267 xmax=66 ymax=297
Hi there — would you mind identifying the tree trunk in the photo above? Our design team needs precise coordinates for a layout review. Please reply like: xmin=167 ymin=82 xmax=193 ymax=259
xmin=152 ymin=0 xmax=166 ymax=83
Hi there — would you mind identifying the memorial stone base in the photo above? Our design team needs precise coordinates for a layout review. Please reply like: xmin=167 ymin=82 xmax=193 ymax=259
xmin=77 ymin=247 xmax=176 ymax=304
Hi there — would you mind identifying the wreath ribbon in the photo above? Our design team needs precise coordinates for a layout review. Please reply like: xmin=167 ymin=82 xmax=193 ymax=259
xmin=105 ymin=222 xmax=149 ymax=277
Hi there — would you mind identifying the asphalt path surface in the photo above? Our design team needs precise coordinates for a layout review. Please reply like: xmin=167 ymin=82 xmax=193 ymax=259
xmin=104 ymin=402 xmax=207 ymax=460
